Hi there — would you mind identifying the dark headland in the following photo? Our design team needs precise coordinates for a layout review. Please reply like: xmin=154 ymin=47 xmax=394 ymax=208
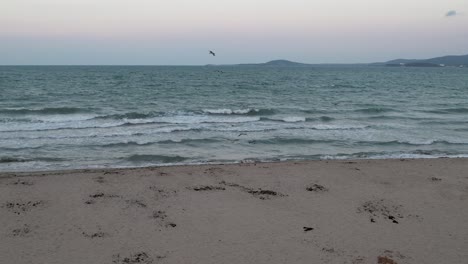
xmin=207 ymin=54 xmax=468 ymax=67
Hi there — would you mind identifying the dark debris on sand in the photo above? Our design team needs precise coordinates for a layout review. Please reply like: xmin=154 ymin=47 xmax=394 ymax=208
xmin=187 ymin=185 xmax=226 ymax=191
xmin=89 ymin=192 xmax=121 ymax=199
xmin=219 ymin=181 xmax=285 ymax=200
xmin=306 ymin=184 xmax=329 ymax=192
xmin=82 ymin=231 xmax=108 ymax=239
xmin=378 ymin=256 xmax=398 ymax=264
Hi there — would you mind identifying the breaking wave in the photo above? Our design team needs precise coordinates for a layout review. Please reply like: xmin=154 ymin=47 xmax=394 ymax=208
xmin=124 ymin=154 xmax=189 ymax=164
xmin=202 ymin=108 xmax=276 ymax=116
xmin=0 ymin=107 xmax=93 ymax=115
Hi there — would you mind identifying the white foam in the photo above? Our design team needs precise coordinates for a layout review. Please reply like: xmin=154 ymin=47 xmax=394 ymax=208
xmin=310 ymin=124 xmax=369 ymax=130
xmin=153 ymin=115 xmax=260 ymax=124
xmin=202 ymin=108 xmax=258 ymax=115
xmin=281 ymin=116 xmax=306 ymax=123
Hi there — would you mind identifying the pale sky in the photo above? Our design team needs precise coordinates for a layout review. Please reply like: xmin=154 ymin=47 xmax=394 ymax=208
xmin=1 ymin=0 xmax=467 ymax=65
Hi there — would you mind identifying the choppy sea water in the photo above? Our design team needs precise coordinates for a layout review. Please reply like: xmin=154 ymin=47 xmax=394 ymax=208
xmin=0 ymin=65 xmax=467 ymax=171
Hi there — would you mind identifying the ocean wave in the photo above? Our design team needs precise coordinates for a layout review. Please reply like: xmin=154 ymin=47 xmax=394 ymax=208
xmin=100 ymin=115 xmax=261 ymax=125
xmin=158 ymin=138 xmax=222 ymax=144
xmin=321 ymin=150 xmax=468 ymax=160
xmin=0 ymin=145 xmax=43 ymax=151
xmin=300 ymin=109 xmax=329 ymax=114
xmin=260 ymin=116 xmax=306 ymax=123
xmin=124 ymin=154 xmax=188 ymax=163
xmin=0 ymin=107 xmax=93 ymax=115
xmin=100 ymin=141 xmax=155 ymax=148
xmin=365 ymin=115 xmax=428 ymax=121
xmin=155 ymin=116 xmax=260 ymax=124
xmin=319 ymin=116 xmax=334 ymax=122
xmin=101 ymin=138 xmax=222 ymax=148
xmin=0 ymin=121 xmax=128 ymax=132
xmin=205 ymin=127 xmax=278 ymax=133
xmin=0 ymin=110 xmax=270 ymax=133
xmin=354 ymin=107 xmax=395 ymax=114
xmin=281 ymin=117 xmax=306 ymax=122
xmin=281 ymin=125 xmax=369 ymax=131
xmin=0 ymin=156 xmax=65 ymax=163
xmin=1 ymin=126 xmax=202 ymax=140
xmin=420 ymin=108 xmax=468 ymax=114
xmin=202 ymin=108 xmax=275 ymax=116
xmin=357 ymin=140 xmax=468 ymax=146
xmin=0 ymin=157 xmax=29 ymax=163
xmin=331 ymin=84 xmax=361 ymax=89
xmin=94 ymin=112 xmax=156 ymax=120
xmin=248 ymin=138 xmax=336 ymax=145
xmin=246 ymin=138 xmax=468 ymax=147
xmin=0 ymin=114 xmax=260 ymax=132
xmin=307 ymin=124 xmax=370 ymax=130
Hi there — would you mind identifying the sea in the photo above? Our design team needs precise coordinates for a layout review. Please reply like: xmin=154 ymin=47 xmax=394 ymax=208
xmin=1 ymin=65 xmax=467 ymax=171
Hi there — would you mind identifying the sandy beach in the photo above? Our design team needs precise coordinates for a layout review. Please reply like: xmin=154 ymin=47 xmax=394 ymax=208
xmin=1 ymin=158 xmax=467 ymax=264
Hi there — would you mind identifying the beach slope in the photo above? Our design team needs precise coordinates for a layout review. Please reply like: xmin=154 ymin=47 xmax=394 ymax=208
xmin=1 ymin=158 xmax=467 ymax=264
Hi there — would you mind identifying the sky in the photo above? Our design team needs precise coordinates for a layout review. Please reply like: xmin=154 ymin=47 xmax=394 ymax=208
xmin=1 ymin=0 xmax=467 ymax=65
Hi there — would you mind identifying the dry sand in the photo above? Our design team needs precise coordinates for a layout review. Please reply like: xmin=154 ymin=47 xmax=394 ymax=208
xmin=1 ymin=158 xmax=468 ymax=264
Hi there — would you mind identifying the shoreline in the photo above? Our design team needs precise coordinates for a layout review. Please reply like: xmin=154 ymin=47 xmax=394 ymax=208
xmin=1 ymin=156 xmax=467 ymax=176
xmin=2 ymin=157 xmax=467 ymax=263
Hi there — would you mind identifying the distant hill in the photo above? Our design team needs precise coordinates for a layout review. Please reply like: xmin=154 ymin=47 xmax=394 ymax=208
xmin=424 ymin=55 xmax=468 ymax=66
xmin=206 ymin=55 xmax=468 ymax=67
xmin=379 ymin=54 xmax=468 ymax=67
xmin=237 ymin=60 xmax=312 ymax=67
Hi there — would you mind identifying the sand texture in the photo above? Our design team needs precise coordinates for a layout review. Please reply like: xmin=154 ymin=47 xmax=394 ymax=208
xmin=1 ymin=158 xmax=468 ymax=264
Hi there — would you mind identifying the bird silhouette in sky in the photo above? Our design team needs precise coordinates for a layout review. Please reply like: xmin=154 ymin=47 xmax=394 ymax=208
xmin=209 ymin=50 xmax=216 ymax=56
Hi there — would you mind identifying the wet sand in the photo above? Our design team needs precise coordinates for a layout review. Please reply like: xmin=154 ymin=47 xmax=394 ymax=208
xmin=1 ymin=158 xmax=468 ymax=264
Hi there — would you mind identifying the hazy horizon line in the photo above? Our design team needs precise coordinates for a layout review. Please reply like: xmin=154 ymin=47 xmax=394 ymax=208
xmin=1 ymin=52 xmax=467 ymax=67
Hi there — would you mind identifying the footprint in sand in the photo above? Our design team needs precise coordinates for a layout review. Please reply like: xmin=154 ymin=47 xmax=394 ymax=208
xmin=83 ymin=231 xmax=107 ymax=238
xmin=112 ymin=252 xmax=165 ymax=264
xmin=103 ymin=171 xmax=119 ymax=175
xmin=306 ymin=183 xmax=328 ymax=192
xmin=208 ymin=167 xmax=239 ymax=176
xmin=149 ymin=187 xmax=177 ymax=199
xmin=219 ymin=181 xmax=286 ymax=200
xmin=377 ymin=250 xmax=409 ymax=264
xmin=3 ymin=200 xmax=45 ymax=215
xmin=357 ymin=199 xmax=405 ymax=224
xmin=125 ymin=199 xmax=147 ymax=208
xmin=94 ymin=176 xmax=106 ymax=183
xmin=151 ymin=210 xmax=177 ymax=228
xmin=11 ymin=224 xmax=34 ymax=237
xmin=84 ymin=192 xmax=121 ymax=205
xmin=81 ymin=227 xmax=109 ymax=239
xmin=8 ymin=179 xmax=34 ymax=186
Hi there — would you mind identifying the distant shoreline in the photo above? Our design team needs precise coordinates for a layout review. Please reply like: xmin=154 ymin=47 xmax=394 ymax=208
xmin=1 ymin=53 xmax=467 ymax=67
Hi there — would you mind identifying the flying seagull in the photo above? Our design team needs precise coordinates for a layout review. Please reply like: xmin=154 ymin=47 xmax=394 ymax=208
xmin=209 ymin=50 xmax=216 ymax=56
